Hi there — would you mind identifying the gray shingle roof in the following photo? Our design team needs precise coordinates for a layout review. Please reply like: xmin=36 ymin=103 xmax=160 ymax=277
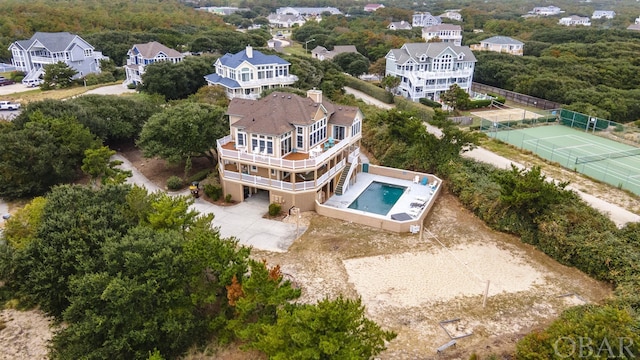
xmin=396 ymin=42 xmax=476 ymax=63
xmin=423 ymin=24 xmax=462 ymax=32
xmin=480 ymin=36 xmax=523 ymax=45
xmin=17 ymin=32 xmax=86 ymax=52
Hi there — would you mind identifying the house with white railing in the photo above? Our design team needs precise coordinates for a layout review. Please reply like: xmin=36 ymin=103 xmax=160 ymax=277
xmin=204 ymin=45 xmax=298 ymax=100
xmin=9 ymin=32 xmax=107 ymax=86
xmin=470 ymin=36 xmax=524 ymax=56
xmin=216 ymin=89 xmax=363 ymax=211
xmin=124 ymin=42 xmax=184 ymax=86
xmin=412 ymin=12 xmax=442 ymax=27
xmin=422 ymin=24 xmax=463 ymax=46
xmin=385 ymin=42 xmax=476 ymax=102
xmin=559 ymin=15 xmax=591 ymax=26
xmin=592 ymin=10 xmax=615 ymax=19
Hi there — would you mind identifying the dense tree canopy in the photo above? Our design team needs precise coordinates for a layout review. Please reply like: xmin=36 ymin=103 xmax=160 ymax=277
xmin=137 ymin=102 xmax=228 ymax=165
xmin=140 ymin=55 xmax=215 ymax=100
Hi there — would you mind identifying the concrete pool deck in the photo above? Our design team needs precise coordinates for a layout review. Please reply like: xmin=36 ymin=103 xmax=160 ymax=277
xmin=322 ymin=172 xmax=439 ymax=225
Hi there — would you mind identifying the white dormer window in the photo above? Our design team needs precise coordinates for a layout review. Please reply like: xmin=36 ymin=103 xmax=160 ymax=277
xmin=420 ymin=55 xmax=427 ymax=62
xmin=458 ymin=53 xmax=464 ymax=60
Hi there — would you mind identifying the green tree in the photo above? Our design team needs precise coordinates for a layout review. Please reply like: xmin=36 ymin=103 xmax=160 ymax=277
xmin=230 ymin=259 xmax=301 ymax=342
xmin=381 ymin=75 xmax=401 ymax=93
xmin=189 ymin=85 xmax=230 ymax=108
xmin=0 ymin=112 xmax=99 ymax=199
xmin=42 ymin=61 xmax=78 ymax=89
xmin=52 ymin=227 xmax=200 ymax=360
xmin=6 ymin=185 xmax=134 ymax=317
xmin=2 ymin=197 xmax=47 ymax=250
xmin=441 ymin=84 xmax=470 ymax=111
xmin=517 ymin=305 xmax=640 ymax=359
xmin=81 ymin=146 xmax=132 ymax=188
xmin=140 ymin=55 xmax=215 ymax=100
xmin=247 ymin=296 xmax=396 ymax=359
xmin=332 ymin=52 xmax=371 ymax=77
xmin=137 ymin=102 xmax=228 ymax=166
xmin=494 ymin=165 xmax=569 ymax=225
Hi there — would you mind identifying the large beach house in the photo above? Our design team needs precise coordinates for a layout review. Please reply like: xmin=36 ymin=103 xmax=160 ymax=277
xmin=216 ymin=89 xmax=362 ymax=211
xmin=385 ymin=42 xmax=476 ymax=102
xmin=204 ymin=45 xmax=297 ymax=100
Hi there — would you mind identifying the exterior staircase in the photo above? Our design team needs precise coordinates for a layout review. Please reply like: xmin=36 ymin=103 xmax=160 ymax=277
xmin=335 ymin=162 xmax=352 ymax=196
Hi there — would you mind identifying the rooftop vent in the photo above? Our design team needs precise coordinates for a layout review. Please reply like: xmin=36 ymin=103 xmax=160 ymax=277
xmin=287 ymin=96 xmax=291 ymax=99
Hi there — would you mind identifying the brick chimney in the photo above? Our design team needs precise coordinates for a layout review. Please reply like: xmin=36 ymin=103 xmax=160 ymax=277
xmin=307 ymin=89 xmax=322 ymax=103
xmin=246 ymin=45 xmax=253 ymax=58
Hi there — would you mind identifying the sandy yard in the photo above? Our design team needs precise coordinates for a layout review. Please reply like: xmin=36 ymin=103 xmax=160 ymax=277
xmin=0 ymin=309 xmax=54 ymax=360
xmin=0 ymin=149 xmax=618 ymax=359
xmin=258 ymin=192 xmax=613 ymax=359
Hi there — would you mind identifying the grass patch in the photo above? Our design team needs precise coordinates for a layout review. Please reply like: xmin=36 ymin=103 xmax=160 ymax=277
xmin=3 ymin=82 xmax=121 ymax=104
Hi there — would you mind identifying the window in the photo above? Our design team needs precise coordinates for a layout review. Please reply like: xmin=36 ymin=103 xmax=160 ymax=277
xmin=333 ymin=126 xmax=345 ymax=140
xmin=309 ymin=118 xmax=327 ymax=148
xmin=271 ymin=169 xmax=277 ymax=176
xmin=251 ymin=134 xmax=274 ymax=155
xmin=250 ymin=165 xmax=257 ymax=172
xmin=84 ymin=49 xmax=93 ymax=57
xmin=351 ymin=118 xmax=361 ymax=136
xmin=241 ymin=67 xmax=252 ymax=82
xmin=296 ymin=126 xmax=304 ymax=148
xmin=237 ymin=132 xmax=246 ymax=147
xmin=433 ymin=54 xmax=453 ymax=71
xmin=281 ymin=132 xmax=292 ymax=156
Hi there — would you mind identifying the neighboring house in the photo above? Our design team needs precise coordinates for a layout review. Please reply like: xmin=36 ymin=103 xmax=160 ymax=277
xmin=529 ymin=6 xmax=562 ymax=16
xmin=216 ymin=89 xmax=363 ymax=212
xmin=388 ymin=21 xmax=413 ymax=30
xmin=267 ymin=13 xmax=306 ymax=28
xmin=413 ymin=12 xmax=442 ymax=27
xmin=470 ymin=36 xmax=524 ymax=56
xmin=9 ymin=31 xmax=107 ymax=86
xmin=385 ymin=42 xmax=476 ymax=102
xmin=124 ymin=41 xmax=184 ymax=86
xmin=364 ymin=4 xmax=385 ymax=12
xmin=422 ymin=24 xmax=463 ymax=46
xmin=311 ymin=45 xmax=359 ymax=61
xmin=628 ymin=17 xmax=640 ymax=30
xmin=439 ymin=11 xmax=463 ymax=22
xmin=559 ymin=15 xmax=591 ymax=26
xmin=592 ymin=10 xmax=615 ymax=19
xmin=276 ymin=7 xmax=342 ymax=16
xmin=204 ymin=45 xmax=298 ymax=100
xmin=196 ymin=7 xmax=249 ymax=15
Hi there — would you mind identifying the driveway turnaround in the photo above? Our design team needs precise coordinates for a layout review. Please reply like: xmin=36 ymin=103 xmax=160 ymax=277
xmin=113 ymin=154 xmax=299 ymax=252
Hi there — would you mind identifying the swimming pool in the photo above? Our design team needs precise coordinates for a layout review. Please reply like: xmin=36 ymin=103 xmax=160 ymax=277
xmin=348 ymin=181 xmax=406 ymax=215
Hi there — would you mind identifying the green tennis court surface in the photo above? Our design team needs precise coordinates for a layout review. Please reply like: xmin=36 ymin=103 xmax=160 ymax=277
xmin=487 ymin=125 xmax=640 ymax=195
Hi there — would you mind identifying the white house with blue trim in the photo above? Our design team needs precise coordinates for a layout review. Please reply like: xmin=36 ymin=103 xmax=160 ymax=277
xmin=9 ymin=32 xmax=107 ymax=86
xmin=204 ymin=45 xmax=298 ymax=100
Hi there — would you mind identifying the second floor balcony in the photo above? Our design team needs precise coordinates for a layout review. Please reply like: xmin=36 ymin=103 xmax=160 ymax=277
xmin=217 ymin=133 xmax=360 ymax=171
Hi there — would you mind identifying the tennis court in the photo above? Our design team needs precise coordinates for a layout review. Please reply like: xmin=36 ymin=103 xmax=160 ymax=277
xmin=487 ymin=125 xmax=640 ymax=195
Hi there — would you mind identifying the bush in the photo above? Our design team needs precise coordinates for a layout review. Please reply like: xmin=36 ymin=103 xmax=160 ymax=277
xmin=487 ymin=93 xmax=506 ymax=104
xmin=203 ymin=184 xmax=222 ymax=201
xmin=394 ymin=97 xmax=434 ymax=122
xmin=188 ymin=169 xmax=212 ymax=183
xmin=166 ymin=176 xmax=183 ymax=190
xmin=268 ymin=203 xmax=281 ymax=217
xmin=344 ymin=76 xmax=394 ymax=104
xmin=467 ymin=99 xmax=492 ymax=109
xmin=224 ymin=194 xmax=232 ymax=203
xmin=418 ymin=98 xmax=442 ymax=108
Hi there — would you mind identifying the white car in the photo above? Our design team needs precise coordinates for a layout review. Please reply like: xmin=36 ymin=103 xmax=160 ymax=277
xmin=0 ymin=101 xmax=20 ymax=110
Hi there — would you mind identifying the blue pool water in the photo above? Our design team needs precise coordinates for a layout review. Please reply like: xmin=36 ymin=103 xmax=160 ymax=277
xmin=348 ymin=181 xmax=406 ymax=215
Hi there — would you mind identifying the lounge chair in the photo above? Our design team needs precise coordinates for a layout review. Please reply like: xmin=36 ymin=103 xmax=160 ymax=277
xmin=421 ymin=177 xmax=428 ymax=186
xmin=408 ymin=208 xmax=421 ymax=217
xmin=415 ymin=196 xmax=428 ymax=203
xmin=413 ymin=175 xmax=420 ymax=184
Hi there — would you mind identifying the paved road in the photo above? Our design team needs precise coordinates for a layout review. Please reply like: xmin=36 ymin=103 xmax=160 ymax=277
xmin=113 ymin=155 xmax=299 ymax=252
xmin=345 ymin=86 xmax=640 ymax=228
